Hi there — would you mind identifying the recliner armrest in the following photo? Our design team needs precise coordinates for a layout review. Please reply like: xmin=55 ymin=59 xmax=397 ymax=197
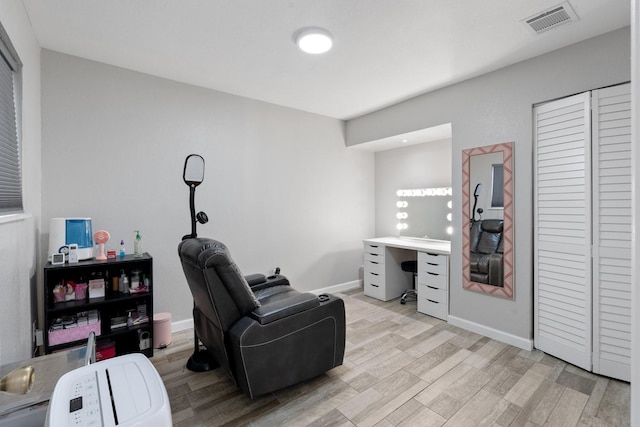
xmin=250 ymin=293 xmax=320 ymax=325
xmin=250 ymin=274 xmax=290 ymax=291
xmin=245 ymin=273 xmax=266 ymax=287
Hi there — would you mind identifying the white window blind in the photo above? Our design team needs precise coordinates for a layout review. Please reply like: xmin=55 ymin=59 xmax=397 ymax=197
xmin=0 ymin=21 xmax=22 ymax=213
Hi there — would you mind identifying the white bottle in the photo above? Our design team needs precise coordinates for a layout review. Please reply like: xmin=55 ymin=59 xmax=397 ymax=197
xmin=120 ymin=272 xmax=129 ymax=294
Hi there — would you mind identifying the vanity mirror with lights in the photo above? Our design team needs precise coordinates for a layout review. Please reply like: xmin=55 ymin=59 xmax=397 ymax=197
xmin=461 ymin=142 xmax=513 ymax=299
xmin=395 ymin=187 xmax=453 ymax=241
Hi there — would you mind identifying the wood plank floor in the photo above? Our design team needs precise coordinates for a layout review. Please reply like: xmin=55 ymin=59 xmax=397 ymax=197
xmin=151 ymin=288 xmax=630 ymax=426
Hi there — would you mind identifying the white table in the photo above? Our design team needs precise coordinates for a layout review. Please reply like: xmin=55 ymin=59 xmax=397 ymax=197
xmin=363 ymin=237 xmax=451 ymax=320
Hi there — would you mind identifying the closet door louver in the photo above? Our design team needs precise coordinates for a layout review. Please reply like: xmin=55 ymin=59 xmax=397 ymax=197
xmin=592 ymin=84 xmax=631 ymax=381
xmin=533 ymin=92 xmax=592 ymax=371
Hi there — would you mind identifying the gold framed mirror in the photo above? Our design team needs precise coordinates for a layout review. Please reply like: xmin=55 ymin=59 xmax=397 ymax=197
xmin=462 ymin=142 xmax=514 ymax=299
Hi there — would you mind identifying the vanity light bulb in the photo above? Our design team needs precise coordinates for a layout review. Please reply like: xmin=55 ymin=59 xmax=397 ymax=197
xmin=396 ymin=201 xmax=403 ymax=208
xmin=396 ymin=190 xmax=403 ymax=197
xmin=403 ymin=223 xmax=409 ymax=230
xmin=447 ymin=213 xmax=452 ymax=221
xmin=446 ymin=226 xmax=453 ymax=235
xmin=447 ymin=201 xmax=452 ymax=209
xmin=396 ymin=223 xmax=403 ymax=230
xmin=396 ymin=212 xmax=403 ymax=219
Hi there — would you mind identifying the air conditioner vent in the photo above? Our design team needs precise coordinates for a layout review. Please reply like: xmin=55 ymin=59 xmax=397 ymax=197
xmin=522 ymin=2 xmax=578 ymax=35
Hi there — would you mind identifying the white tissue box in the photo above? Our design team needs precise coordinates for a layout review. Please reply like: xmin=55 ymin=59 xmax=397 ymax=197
xmin=88 ymin=279 xmax=105 ymax=299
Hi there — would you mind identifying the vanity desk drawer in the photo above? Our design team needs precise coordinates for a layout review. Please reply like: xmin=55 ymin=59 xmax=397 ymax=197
xmin=364 ymin=260 xmax=384 ymax=276
xmin=364 ymin=243 xmax=384 ymax=256
xmin=417 ymin=296 xmax=447 ymax=321
xmin=418 ymin=283 xmax=446 ymax=302
xmin=364 ymin=252 xmax=384 ymax=264
xmin=364 ymin=277 xmax=384 ymax=300
xmin=417 ymin=251 xmax=449 ymax=320
xmin=418 ymin=272 xmax=447 ymax=290
xmin=418 ymin=252 xmax=448 ymax=275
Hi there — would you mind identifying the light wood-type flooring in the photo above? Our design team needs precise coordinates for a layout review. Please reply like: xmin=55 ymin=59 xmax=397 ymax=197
xmin=150 ymin=288 xmax=629 ymax=426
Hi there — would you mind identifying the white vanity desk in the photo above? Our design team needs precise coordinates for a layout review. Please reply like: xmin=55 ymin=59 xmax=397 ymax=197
xmin=363 ymin=237 xmax=451 ymax=320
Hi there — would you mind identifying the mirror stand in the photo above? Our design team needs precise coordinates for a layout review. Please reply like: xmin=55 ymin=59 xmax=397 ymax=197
xmin=181 ymin=154 xmax=218 ymax=372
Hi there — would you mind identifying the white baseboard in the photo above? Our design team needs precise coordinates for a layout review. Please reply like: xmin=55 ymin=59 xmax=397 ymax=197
xmin=447 ymin=315 xmax=533 ymax=351
xmin=311 ymin=280 xmax=361 ymax=295
xmin=168 ymin=280 xmax=362 ymax=333
xmin=171 ymin=318 xmax=193 ymax=333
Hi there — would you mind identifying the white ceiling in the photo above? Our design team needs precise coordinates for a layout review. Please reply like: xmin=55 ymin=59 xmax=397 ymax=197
xmin=21 ymin=0 xmax=629 ymax=121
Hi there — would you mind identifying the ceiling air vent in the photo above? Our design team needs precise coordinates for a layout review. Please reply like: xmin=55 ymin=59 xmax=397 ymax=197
xmin=521 ymin=2 xmax=578 ymax=35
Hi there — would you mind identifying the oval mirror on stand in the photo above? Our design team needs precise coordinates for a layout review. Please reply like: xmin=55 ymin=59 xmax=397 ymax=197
xmin=182 ymin=154 xmax=208 ymax=240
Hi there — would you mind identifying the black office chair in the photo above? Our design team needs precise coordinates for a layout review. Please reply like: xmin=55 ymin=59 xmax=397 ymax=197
xmin=400 ymin=260 xmax=418 ymax=304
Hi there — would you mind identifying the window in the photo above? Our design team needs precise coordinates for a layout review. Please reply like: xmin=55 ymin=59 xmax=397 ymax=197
xmin=490 ymin=163 xmax=504 ymax=208
xmin=0 ymin=21 xmax=22 ymax=213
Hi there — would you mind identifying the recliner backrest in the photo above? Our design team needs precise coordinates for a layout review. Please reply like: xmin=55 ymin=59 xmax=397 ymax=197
xmin=179 ymin=238 xmax=259 ymax=329
xmin=178 ymin=238 xmax=260 ymax=375
xmin=471 ymin=219 xmax=504 ymax=254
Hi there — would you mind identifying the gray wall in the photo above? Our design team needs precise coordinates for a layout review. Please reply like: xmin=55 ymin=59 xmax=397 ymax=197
xmin=346 ymin=27 xmax=631 ymax=342
xmin=41 ymin=50 xmax=374 ymax=324
xmin=0 ymin=0 xmax=42 ymax=364
xmin=374 ymin=139 xmax=451 ymax=238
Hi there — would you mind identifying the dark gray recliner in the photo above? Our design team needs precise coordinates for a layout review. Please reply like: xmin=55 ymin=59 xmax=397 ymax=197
xmin=178 ymin=238 xmax=346 ymax=398
xmin=469 ymin=219 xmax=504 ymax=287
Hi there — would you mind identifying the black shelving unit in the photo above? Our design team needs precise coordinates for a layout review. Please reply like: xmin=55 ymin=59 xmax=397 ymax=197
xmin=43 ymin=253 xmax=154 ymax=358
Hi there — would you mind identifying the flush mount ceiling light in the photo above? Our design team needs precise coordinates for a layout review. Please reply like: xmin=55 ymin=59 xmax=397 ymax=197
xmin=295 ymin=27 xmax=333 ymax=54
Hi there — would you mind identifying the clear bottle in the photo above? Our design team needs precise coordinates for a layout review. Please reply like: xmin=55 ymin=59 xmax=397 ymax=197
xmin=119 ymin=270 xmax=129 ymax=294
xmin=119 ymin=240 xmax=126 ymax=258
xmin=134 ymin=231 xmax=143 ymax=258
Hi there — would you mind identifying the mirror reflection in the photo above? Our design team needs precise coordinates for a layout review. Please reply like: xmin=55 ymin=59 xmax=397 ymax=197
xmin=469 ymin=152 xmax=503 ymax=222
xmin=396 ymin=187 xmax=452 ymax=241
xmin=183 ymin=154 xmax=205 ymax=186
xmin=462 ymin=142 xmax=514 ymax=299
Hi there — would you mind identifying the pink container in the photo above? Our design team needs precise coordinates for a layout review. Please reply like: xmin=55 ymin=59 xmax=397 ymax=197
xmin=153 ymin=312 xmax=172 ymax=349
xmin=75 ymin=283 xmax=88 ymax=300
xmin=48 ymin=321 xmax=101 ymax=346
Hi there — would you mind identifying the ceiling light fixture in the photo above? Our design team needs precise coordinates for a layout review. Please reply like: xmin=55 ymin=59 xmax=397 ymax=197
xmin=295 ymin=27 xmax=333 ymax=54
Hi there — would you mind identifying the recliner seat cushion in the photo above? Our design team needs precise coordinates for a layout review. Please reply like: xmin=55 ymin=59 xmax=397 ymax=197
xmin=470 ymin=252 xmax=490 ymax=274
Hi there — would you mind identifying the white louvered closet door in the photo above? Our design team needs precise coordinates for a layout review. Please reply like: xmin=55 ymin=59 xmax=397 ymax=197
xmin=592 ymin=83 xmax=631 ymax=381
xmin=534 ymin=83 xmax=631 ymax=382
xmin=534 ymin=92 xmax=592 ymax=371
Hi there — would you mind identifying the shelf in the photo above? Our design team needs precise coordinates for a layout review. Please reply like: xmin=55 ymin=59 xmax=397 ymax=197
xmin=44 ymin=253 xmax=152 ymax=271
xmin=43 ymin=254 xmax=154 ymax=358
xmin=108 ymin=322 xmax=151 ymax=338
xmin=48 ymin=292 xmax=151 ymax=314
